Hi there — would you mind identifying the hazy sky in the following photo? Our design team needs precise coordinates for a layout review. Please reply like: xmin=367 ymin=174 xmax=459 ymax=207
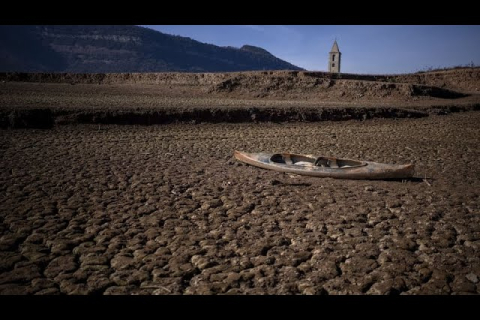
xmin=143 ymin=25 xmax=480 ymax=74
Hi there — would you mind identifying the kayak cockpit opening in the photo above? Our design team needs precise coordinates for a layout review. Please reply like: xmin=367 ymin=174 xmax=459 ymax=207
xmin=270 ymin=154 xmax=365 ymax=168
xmin=315 ymin=157 xmax=365 ymax=168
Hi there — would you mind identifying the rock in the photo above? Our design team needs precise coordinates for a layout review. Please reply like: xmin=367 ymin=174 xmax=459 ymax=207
xmin=466 ymin=273 xmax=478 ymax=284
xmin=364 ymin=186 xmax=374 ymax=192
xmin=191 ymin=255 xmax=214 ymax=270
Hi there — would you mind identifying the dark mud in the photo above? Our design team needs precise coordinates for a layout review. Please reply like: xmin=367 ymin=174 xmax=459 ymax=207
xmin=1 ymin=112 xmax=479 ymax=295
xmin=2 ymin=104 xmax=480 ymax=129
xmin=0 ymin=106 xmax=433 ymax=129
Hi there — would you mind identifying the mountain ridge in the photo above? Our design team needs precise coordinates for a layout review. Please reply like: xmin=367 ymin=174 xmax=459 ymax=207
xmin=0 ymin=25 xmax=303 ymax=73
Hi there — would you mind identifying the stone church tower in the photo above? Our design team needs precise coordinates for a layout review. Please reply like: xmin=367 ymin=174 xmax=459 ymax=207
xmin=328 ymin=40 xmax=341 ymax=73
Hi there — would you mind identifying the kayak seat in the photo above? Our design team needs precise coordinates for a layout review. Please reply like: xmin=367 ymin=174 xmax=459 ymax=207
xmin=270 ymin=154 xmax=294 ymax=165
xmin=271 ymin=154 xmax=286 ymax=164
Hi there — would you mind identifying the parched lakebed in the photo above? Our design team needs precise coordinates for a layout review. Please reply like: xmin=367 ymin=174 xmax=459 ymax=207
xmin=0 ymin=112 xmax=479 ymax=294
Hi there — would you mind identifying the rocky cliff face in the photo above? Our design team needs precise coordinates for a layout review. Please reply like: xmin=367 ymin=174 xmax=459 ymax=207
xmin=0 ymin=25 xmax=303 ymax=73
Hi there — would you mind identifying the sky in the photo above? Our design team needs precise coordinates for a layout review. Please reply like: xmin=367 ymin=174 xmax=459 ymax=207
xmin=143 ymin=25 xmax=480 ymax=74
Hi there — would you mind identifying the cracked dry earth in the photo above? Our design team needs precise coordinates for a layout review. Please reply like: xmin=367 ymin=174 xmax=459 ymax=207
xmin=1 ymin=112 xmax=479 ymax=295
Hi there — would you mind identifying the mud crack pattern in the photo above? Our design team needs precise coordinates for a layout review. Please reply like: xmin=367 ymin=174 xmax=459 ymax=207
xmin=0 ymin=112 xmax=479 ymax=294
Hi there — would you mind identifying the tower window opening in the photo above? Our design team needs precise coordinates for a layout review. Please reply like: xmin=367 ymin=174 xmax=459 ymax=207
xmin=332 ymin=55 xmax=335 ymax=61
xmin=332 ymin=63 xmax=335 ymax=67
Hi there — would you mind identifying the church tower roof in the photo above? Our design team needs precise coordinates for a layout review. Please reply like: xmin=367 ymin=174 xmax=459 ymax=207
xmin=330 ymin=40 xmax=340 ymax=53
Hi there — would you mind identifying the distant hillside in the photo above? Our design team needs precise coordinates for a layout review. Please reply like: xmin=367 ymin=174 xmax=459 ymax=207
xmin=0 ymin=25 xmax=303 ymax=73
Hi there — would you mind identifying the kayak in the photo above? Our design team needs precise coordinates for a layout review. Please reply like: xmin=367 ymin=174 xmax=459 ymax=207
xmin=234 ymin=150 xmax=415 ymax=180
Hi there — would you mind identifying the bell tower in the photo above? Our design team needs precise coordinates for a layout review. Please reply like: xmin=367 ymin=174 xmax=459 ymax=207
xmin=329 ymin=40 xmax=341 ymax=73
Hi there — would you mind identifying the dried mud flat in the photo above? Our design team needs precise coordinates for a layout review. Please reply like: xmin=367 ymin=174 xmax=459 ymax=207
xmin=1 ymin=112 xmax=479 ymax=295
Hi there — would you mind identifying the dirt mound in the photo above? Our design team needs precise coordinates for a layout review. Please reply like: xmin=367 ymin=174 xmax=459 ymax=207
xmin=1 ymin=68 xmax=479 ymax=128
xmin=391 ymin=68 xmax=480 ymax=93
xmin=209 ymin=74 xmax=467 ymax=100
xmin=1 ymin=67 xmax=478 ymax=94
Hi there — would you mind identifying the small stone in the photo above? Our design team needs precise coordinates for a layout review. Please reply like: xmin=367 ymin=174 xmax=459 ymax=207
xmin=466 ymin=273 xmax=478 ymax=284
xmin=270 ymin=179 xmax=281 ymax=186
xmin=364 ymin=186 xmax=374 ymax=192
xmin=191 ymin=255 xmax=214 ymax=270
